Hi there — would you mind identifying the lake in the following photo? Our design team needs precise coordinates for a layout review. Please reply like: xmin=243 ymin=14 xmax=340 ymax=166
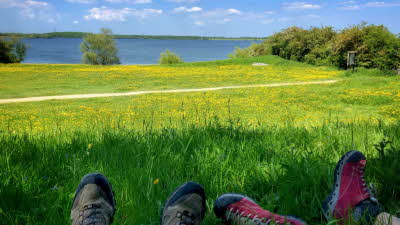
xmin=22 ymin=38 xmax=259 ymax=65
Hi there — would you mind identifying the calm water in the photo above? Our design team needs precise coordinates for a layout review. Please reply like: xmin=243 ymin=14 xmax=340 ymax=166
xmin=22 ymin=38 xmax=258 ymax=65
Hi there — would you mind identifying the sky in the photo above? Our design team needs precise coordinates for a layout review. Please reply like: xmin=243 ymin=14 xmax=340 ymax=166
xmin=0 ymin=0 xmax=399 ymax=37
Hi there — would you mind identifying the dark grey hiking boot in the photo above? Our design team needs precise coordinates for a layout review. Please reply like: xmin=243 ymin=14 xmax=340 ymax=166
xmin=161 ymin=182 xmax=206 ymax=225
xmin=71 ymin=173 xmax=116 ymax=225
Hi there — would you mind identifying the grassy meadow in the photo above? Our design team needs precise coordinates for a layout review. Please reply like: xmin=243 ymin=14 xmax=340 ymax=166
xmin=0 ymin=55 xmax=399 ymax=225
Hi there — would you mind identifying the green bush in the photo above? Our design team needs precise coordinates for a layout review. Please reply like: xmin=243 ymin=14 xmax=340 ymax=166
xmin=80 ymin=28 xmax=120 ymax=65
xmin=332 ymin=23 xmax=400 ymax=70
xmin=0 ymin=37 xmax=27 ymax=63
xmin=234 ymin=23 xmax=400 ymax=71
xmin=158 ymin=49 xmax=184 ymax=64
xmin=267 ymin=26 xmax=336 ymax=65
xmin=229 ymin=42 xmax=270 ymax=59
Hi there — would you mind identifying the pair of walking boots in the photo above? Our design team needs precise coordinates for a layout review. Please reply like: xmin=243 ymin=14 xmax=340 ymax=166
xmin=71 ymin=151 xmax=381 ymax=225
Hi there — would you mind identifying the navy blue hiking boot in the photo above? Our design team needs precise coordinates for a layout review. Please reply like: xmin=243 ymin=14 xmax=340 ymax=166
xmin=71 ymin=173 xmax=116 ymax=225
xmin=161 ymin=182 xmax=206 ymax=225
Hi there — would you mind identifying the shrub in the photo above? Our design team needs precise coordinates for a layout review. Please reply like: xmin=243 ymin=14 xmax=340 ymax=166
xmin=237 ymin=23 xmax=400 ymax=71
xmin=0 ymin=37 xmax=27 ymax=63
xmin=332 ymin=23 xmax=400 ymax=70
xmin=267 ymin=26 xmax=336 ymax=64
xmin=158 ymin=50 xmax=184 ymax=64
xmin=229 ymin=42 xmax=270 ymax=59
xmin=80 ymin=28 xmax=120 ymax=65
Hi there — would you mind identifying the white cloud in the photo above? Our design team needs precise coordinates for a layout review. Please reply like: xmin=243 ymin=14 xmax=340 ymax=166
xmin=340 ymin=1 xmax=400 ymax=10
xmin=192 ymin=8 xmax=270 ymax=25
xmin=340 ymin=5 xmax=361 ymax=10
xmin=173 ymin=6 xmax=202 ymax=13
xmin=227 ymin=8 xmax=241 ymax=15
xmin=339 ymin=0 xmax=361 ymax=10
xmin=73 ymin=20 xmax=79 ymax=23
xmin=166 ymin=0 xmax=199 ymax=2
xmin=264 ymin=11 xmax=275 ymax=15
xmin=283 ymin=2 xmax=321 ymax=10
xmin=1 ymin=0 xmax=49 ymax=7
xmin=84 ymin=6 xmax=162 ymax=21
xmin=65 ymin=0 xmax=95 ymax=3
xmin=25 ymin=0 xmax=48 ymax=6
xmin=105 ymin=0 xmax=152 ymax=4
xmin=194 ymin=20 xmax=204 ymax=26
xmin=365 ymin=1 xmax=400 ymax=7
xmin=1 ymin=0 xmax=58 ymax=23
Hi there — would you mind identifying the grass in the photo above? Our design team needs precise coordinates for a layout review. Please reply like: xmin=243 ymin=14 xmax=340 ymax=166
xmin=1 ymin=71 xmax=399 ymax=133
xmin=1 ymin=122 xmax=400 ymax=225
xmin=0 ymin=56 xmax=338 ymax=99
xmin=0 ymin=56 xmax=399 ymax=224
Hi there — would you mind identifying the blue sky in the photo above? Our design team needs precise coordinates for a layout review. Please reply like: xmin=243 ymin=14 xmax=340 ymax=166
xmin=0 ymin=0 xmax=399 ymax=37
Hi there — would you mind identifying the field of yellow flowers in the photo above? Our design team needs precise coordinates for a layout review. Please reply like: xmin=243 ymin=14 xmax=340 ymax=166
xmin=0 ymin=56 xmax=337 ymax=99
xmin=1 ymin=56 xmax=400 ymax=225
xmin=0 ymin=56 xmax=399 ymax=134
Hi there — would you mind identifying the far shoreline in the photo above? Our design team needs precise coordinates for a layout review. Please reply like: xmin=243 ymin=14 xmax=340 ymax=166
xmin=0 ymin=32 xmax=265 ymax=41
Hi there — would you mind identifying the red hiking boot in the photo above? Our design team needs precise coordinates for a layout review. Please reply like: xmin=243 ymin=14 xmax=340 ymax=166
xmin=214 ymin=193 xmax=306 ymax=225
xmin=322 ymin=150 xmax=381 ymax=224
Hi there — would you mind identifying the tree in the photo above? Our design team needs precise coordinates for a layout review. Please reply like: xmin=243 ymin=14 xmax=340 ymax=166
xmin=159 ymin=50 xmax=184 ymax=64
xmin=0 ymin=37 xmax=27 ymax=63
xmin=80 ymin=28 xmax=120 ymax=65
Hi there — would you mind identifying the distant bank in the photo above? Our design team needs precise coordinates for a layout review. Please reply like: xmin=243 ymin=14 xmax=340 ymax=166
xmin=0 ymin=32 xmax=265 ymax=41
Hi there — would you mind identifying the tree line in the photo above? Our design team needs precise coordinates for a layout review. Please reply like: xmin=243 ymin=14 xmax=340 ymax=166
xmin=0 ymin=32 xmax=263 ymax=41
xmin=230 ymin=23 xmax=400 ymax=71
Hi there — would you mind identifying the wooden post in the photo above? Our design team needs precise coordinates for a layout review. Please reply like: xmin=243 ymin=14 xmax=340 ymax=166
xmin=347 ymin=51 xmax=357 ymax=72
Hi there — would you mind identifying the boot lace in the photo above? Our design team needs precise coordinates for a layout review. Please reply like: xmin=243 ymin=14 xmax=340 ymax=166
xmin=359 ymin=161 xmax=378 ymax=202
xmin=175 ymin=210 xmax=196 ymax=225
xmin=226 ymin=208 xmax=283 ymax=225
xmin=77 ymin=203 xmax=106 ymax=225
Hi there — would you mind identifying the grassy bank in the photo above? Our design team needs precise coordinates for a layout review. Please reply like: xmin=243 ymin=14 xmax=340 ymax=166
xmin=0 ymin=56 xmax=399 ymax=224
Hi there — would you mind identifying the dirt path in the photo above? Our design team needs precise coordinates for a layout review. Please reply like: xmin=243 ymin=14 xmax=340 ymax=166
xmin=0 ymin=80 xmax=339 ymax=104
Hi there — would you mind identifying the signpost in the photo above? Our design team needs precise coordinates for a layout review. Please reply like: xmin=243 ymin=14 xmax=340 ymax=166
xmin=347 ymin=51 xmax=357 ymax=72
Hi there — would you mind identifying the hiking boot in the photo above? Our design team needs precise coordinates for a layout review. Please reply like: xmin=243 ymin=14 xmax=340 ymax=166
xmin=322 ymin=151 xmax=381 ymax=224
xmin=214 ymin=193 xmax=306 ymax=225
xmin=71 ymin=173 xmax=116 ymax=225
xmin=161 ymin=182 xmax=206 ymax=225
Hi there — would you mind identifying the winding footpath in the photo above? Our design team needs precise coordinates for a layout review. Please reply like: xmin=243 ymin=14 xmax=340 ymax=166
xmin=0 ymin=80 xmax=339 ymax=104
